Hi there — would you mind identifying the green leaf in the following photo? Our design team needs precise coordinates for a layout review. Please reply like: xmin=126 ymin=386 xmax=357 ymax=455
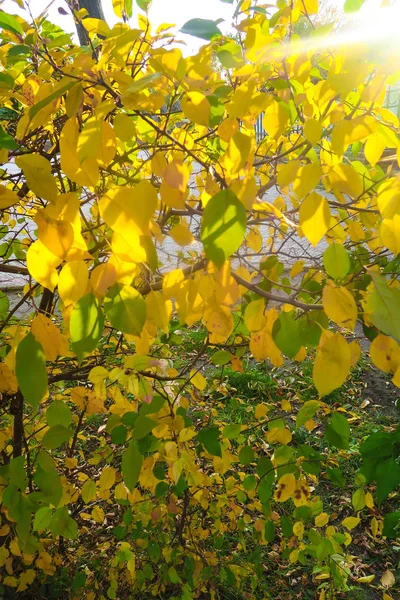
xmin=181 ymin=18 xmax=222 ymax=41
xmin=325 ymin=413 xmax=350 ymax=450
xmin=122 ymin=440 xmax=143 ymax=492
xmin=72 ymin=572 xmax=87 ymax=592
xmin=0 ymin=72 xmax=14 ymax=89
xmin=272 ymin=311 xmax=302 ymax=358
xmin=50 ymin=507 xmax=78 ymax=539
xmin=0 ymin=125 xmax=17 ymax=150
xmin=382 ymin=512 xmax=400 ymax=538
xmin=364 ymin=273 xmax=400 ymax=341
xmin=132 ymin=415 xmax=156 ymax=440
xmin=0 ymin=290 xmax=9 ymax=319
xmin=323 ymin=243 xmax=350 ymax=280
xmin=326 ymin=467 xmax=345 ymax=488
xmin=46 ymin=400 xmax=72 ymax=427
xmin=81 ymin=479 xmax=96 ymax=504
xmin=281 ymin=515 xmax=293 ymax=537
xmin=200 ymin=189 xmax=246 ymax=268
xmin=136 ymin=0 xmax=151 ymax=10
xmin=376 ymin=458 xmax=400 ymax=505
xmin=33 ymin=507 xmax=53 ymax=532
xmin=42 ymin=425 xmax=73 ymax=450
xmin=258 ymin=473 xmax=274 ymax=503
xmin=211 ymin=349 xmax=231 ymax=366
xmin=360 ymin=432 xmax=394 ymax=459
xmin=352 ymin=488 xmax=365 ymax=511
xmin=15 ymin=332 xmax=48 ymax=409
xmin=344 ymin=0 xmax=364 ymax=14
xmin=0 ymin=10 xmax=24 ymax=35
xmin=296 ymin=401 xmax=320 ymax=428
xmin=239 ymin=446 xmax=254 ymax=465
xmin=70 ymin=294 xmax=104 ymax=360
xmin=257 ymin=456 xmax=273 ymax=478
xmin=197 ymin=427 xmax=222 ymax=457
xmin=264 ymin=520 xmax=276 ymax=542
xmin=223 ymin=424 xmax=242 ymax=439
xmin=104 ymin=283 xmax=146 ymax=336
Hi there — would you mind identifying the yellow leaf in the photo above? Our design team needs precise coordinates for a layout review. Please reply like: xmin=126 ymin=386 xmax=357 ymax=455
xmin=203 ymin=305 xmax=234 ymax=343
xmin=342 ymin=516 xmax=360 ymax=530
xmin=91 ymin=506 xmax=105 ymax=524
xmin=99 ymin=466 xmax=116 ymax=492
xmin=303 ymin=119 xmax=322 ymax=145
xmin=377 ymin=179 xmax=400 ymax=218
xmin=364 ymin=132 xmax=385 ymax=166
xmin=289 ymin=549 xmax=298 ymax=564
xmin=380 ymin=570 xmax=395 ymax=588
xmin=190 ymin=370 xmax=207 ymax=391
xmin=16 ymin=153 xmax=58 ymax=202
xmin=246 ymin=228 xmax=263 ymax=253
xmin=60 ymin=118 xmax=99 ymax=187
xmin=293 ymin=164 xmax=322 ymax=200
xmin=77 ymin=116 xmax=116 ymax=168
xmin=356 ymin=575 xmax=375 ymax=584
xmin=315 ymin=513 xmax=330 ymax=527
xmin=313 ymin=331 xmax=351 ymax=397
xmin=281 ymin=399 xmax=292 ymax=412
xmin=170 ymin=222 xmax=194 ymax=246
xmin=244 ymin=299 xmax=265 ymax=332
xmin=181 ymin=91 xmax=211 ymax=127
xmin=370 ymin=334 xmax=400 ymax=374
xmin=274 ymin=473 xmax=296 ymax=502
xmin=293 ymin=479 xmax=310 ymax=506
xmin=35 ymin=211 xmax=74 ymax=259
xmin=0 ymin=363 xmax=18 ymax=394
xmin=263 ymin=100 xmax=288 ymax=138
xmin=349 ymin=340 xmax=361 ymax=368
xmin=26 ymin=240 xmax=61 ymax=291
xmin=31 ymin=314 xmax=69 ymax=361
xmin=322 ymin=283 xmax=357 ymax=330
xmin=99 ymin=182 xmax=157 ymax=237
xmin=371 ymin=516 xmax=379 ymax=537
xmin=0 ymin=185 xmax=20 ymax=209
xmin=266 ymin=427 xmax=292 ymax=445
xmin=255 ymin=404 xmax=269 ymax=419
xmin=365 ymin=491 xmax=374 ymax=509
xmin=380 ymin=214 xmax=400 ymax=256
xmin=58 ymin=260 xmax=89 ymax=307
xmin=328 ymin=164 xmax=363 ymax=198
xmin=293 ymin=521 xmax=304 ymax=540
xmin=91 ymin=262 xmax=117 ymax=296
xmin=290 ymin=260 xmax=305 ymax=278
xmin=299 ymin=192 xmax=331 ymax=247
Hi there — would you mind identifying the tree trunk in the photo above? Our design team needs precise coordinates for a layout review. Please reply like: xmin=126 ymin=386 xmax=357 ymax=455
xmin=68 ymin=0 xmax=107 ymax=47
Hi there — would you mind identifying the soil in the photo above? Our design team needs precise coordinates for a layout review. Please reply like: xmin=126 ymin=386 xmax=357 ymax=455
xmin=360 ymin=364 xmax=400 ymax=415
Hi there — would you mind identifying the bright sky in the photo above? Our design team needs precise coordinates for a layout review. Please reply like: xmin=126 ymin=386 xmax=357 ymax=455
xmin=0 ymin=0 xmax=399 ymax=54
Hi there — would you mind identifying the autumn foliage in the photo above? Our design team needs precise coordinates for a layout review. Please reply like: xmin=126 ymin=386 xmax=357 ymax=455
xmin=0 ymin=0 xmax=399 ymax=598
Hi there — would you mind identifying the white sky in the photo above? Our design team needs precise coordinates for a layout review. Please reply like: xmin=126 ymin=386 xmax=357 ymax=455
xmin=0 ymin=0 xmax=399 ymax=54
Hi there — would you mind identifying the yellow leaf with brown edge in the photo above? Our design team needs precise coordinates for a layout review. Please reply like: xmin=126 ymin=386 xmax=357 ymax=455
xmin=313 ymin=331 xmax=351 ymax=397
xmin=322 ymin=283 xmax=357 ymax=330
xmin=31 ymin=314 xmax=69 ymax=362
xmin=274 ymin=473 xmax=296 ymax=502
xmin=299 ymin=192 xmax=331 ymax=247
